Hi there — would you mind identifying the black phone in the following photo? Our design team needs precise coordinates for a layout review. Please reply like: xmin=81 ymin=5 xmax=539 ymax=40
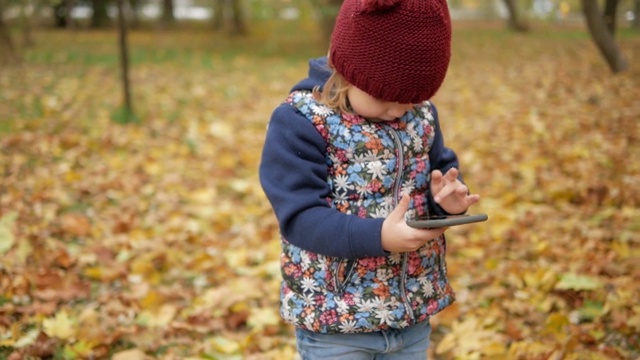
xmin=406 ymin=213 xmax=488 ymax=229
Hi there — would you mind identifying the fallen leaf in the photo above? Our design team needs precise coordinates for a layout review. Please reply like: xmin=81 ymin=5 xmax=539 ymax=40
xmin=60 ymin=213 xmax=91 ymax=237
xmin=0 ymin=212 xmax=17 ymax=254
xmin=42 ymin=311 xmax=75 ymax=340
xmin=555 ymin=273 xmax=602 ymax=291
xmin=112 ymin=348 xmax=149 ymax=360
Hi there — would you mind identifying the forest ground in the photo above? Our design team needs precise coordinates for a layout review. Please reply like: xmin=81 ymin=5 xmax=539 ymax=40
xmin=1 ymin=20 xmax=639 ymax=359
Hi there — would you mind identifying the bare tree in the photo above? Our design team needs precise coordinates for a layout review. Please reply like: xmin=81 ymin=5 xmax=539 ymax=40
xmin=603 ymin=0 xmax=618 ymax=35
xmin=91 ymin=0 xmax=110 ymax=28
xmin=161 ymin=0 xmax=175 ymax=26
xmin=0 ymin=0 xmax=19 ymax=64
xmin=503 ymin=0 xmax=529 ymax=32
xmin=632 ymin=0 xmax=640 ymax=29
xmin=229 ymin=0 xmax=246 ymax=35
xmin=117 ymin=0 xmax=134 ymax=121
xmin=18 ymin=0 xmax=34 ymax=46
xmin=581 ymin=0 xmax=628 ymax=73
xmin=128 ymin=0 xmax=140 ymax=28
xmin=213 ymin=0 xmax=247 ymax=35
xmin=65 ymin=0 xmax=76 ymax=29
xmin=213 ymin=0 xmax=224 ymax=30
xmin=310 ymin=0 xmax=343 ymax=46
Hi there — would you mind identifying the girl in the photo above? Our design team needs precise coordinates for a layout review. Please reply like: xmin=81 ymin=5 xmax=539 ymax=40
xmin=259 ymin=0 xmax=480 ymax=358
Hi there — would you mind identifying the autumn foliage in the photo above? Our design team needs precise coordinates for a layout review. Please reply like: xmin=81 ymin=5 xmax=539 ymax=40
xmin=1 ymin=23 xmax=639 ymax=359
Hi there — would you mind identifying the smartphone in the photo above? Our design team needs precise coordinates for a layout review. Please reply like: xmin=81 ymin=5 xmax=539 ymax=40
xmin=406 ymin=213 xmax=488 ymax=229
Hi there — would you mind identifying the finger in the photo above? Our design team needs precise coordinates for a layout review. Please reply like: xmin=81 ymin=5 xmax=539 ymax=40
xmin=430 ymin=170 xmax=444 ymax=194
xmin=466 ymin=194 xmax=481 ymax=206
xmin=455 ymin=185 xmax=470 ymax=196
xmin=444 ymin=167 xmax=459 ymax=182
xmin=392 ymin=194 xmax=411 ymax=219
xmin=421 ymin=227 xmax=447 ymax=242
xmin=434 ymin=182 xmax=458 ymax=203
xmin=431 ymin=169 xmax=443 ymax=183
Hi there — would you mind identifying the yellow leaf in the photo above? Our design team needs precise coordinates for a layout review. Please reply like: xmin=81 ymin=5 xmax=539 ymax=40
xmin=435 ymin=332 xmax=458 ymax=355
xmin=218 ymin=152 xmax=238 ymax=169
xmin=14 ymin=237 xmax=32 ymax=267
xmin=43 ymin=311 xmax=75 ymax=340
xmin=14 ymin=329 xmax=39 ymax=348
xmin=209 ymin=121 xmax=235 ymax=142
xmin=112 ymin=348 xmax=149 ymax=360
xmin=140 ymin=289 xmax=165 ymax=310
xmin=209 ymin=336 xmax=241 ymax=354
xmin=82 ymin=266 xmax=103 ymax=280
xmin=247 ymin=307 xmax=280 ymax=332
xmin=64 ymin=340 xmax=97 ymax=358
xmin=143 ymin=162 xmax=161 ymax=176
xmin=508 ymin=341 xmax=551 ymax=359
xmin=0 ymin=212 xmax=17 ymax=254
xmin=189 ymin=188 xmax=217 ymax=204
xmin=481 ymin=341 xmax=507 ymax=357
xmin=542 ymin=313 xmax=569 ymax=337
xmin=147 ymin=304 xmax=177 ymax=327
xmin=629 ymin=306 xmax=640 ymax=331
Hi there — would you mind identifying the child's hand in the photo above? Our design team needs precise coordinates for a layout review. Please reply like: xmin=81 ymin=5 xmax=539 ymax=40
xmin=381 ymin=194 xmax=447 ymax=253
xmin=430 ymin=168 xmax=480 ymax=215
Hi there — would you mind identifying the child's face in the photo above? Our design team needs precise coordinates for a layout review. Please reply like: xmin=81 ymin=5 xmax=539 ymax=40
xmin=347 ymin=85 xmax=415 ymax=122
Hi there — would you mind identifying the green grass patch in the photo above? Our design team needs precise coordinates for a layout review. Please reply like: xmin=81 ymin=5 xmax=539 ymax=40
xmin=110 ymin=105 xmax=140 ymax=124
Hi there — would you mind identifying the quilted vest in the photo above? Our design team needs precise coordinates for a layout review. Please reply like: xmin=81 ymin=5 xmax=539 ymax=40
xmin=279 ymin=90 xmax=455 ymax=333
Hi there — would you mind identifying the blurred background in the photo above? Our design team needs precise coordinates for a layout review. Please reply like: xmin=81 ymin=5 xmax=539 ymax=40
xmin=1 ymin=1 xmax=639 ymax=360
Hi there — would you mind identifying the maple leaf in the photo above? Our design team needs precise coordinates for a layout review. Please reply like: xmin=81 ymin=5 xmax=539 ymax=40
xmin=0 ymin=212 xmax=17 ymax=254
xmin=42 ymin=311 xmax=75 ymax=340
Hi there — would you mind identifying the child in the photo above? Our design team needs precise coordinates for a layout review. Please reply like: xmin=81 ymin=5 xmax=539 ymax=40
xmin=259 ymin=0 xmax=480 ymax=358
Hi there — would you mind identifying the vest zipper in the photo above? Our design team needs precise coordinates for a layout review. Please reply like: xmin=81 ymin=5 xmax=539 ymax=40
xmin=334 ymin=258 xmax=356 ymax=294
xmin=386 ymin=126 xmax=416 ymax=324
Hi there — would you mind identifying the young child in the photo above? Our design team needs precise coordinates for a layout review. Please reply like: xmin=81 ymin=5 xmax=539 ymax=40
xmin=259 ymin=0 xmax=480 ymax=358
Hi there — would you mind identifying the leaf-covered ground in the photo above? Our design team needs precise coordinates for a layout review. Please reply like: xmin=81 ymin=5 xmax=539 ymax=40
xmin=1 ymin=22 xmax=639 ymax=359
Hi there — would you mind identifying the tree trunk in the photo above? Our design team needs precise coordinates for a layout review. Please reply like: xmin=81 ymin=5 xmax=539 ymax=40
xmin=503 ymin=0 xmax=529 ymax=32
xmin=20 ymin=0 xmax=34 ymax=47
xmin=161 ymin=0 xmax=175 ymax=26
xmin=65 ymin=0 xmax=76 ymax=29
xmin=311 ymin=0 xmax=343 ymax=47
xmin=91 ymin=0 xmax=109 ymax=28
xmin=212 ymin=0 xmax=246 ymax=35
xmin=128 ymin=0 xmax=140 ymax=28
xmin=581 ymin=0 xmax=628 ymax=73
xmin=633 ymin=0 xmax=640 ymax=29
xmin=0 ymin=0 xmax=19 ymax=64
xmin=603 ymin=0 xmax=618 ymax=35
xmin=229 ymin=0 xmax=246 ymax=35
xmin=213 ymin=0 xmax=224 ymax=30
xmin=117 ymin=0 xmax=134 ymax=120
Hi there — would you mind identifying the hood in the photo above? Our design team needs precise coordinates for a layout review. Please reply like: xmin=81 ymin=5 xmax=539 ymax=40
xmin=291 ymin=57 xmax=332 ymax=92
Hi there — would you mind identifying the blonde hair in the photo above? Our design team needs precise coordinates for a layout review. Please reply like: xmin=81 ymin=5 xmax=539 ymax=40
xmin=312 ymin=64 xmax=354 ymax=114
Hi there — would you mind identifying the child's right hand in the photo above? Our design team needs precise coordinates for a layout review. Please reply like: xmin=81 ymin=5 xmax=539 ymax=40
xmin=381 ymin=194 xmax=447 ymax=253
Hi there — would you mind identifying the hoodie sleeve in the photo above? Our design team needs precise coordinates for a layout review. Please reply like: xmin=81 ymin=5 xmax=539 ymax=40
xmin=427 ymin=104 xmax=463 ymax=216
xmin=259 ymin=104 xmax=387 ymax=260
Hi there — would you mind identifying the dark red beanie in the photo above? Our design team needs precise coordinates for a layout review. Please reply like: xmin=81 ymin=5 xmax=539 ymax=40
xmin=329 ymin=0 xmax=452 ymax=104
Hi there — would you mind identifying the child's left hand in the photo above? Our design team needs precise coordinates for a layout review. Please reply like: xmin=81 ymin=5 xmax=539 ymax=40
xmin=430 ymin=168 xmax=480 ymax=214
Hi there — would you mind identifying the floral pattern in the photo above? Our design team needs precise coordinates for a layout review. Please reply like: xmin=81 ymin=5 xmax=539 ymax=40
xmin=280 ymin=91 xmax=455 ymax=334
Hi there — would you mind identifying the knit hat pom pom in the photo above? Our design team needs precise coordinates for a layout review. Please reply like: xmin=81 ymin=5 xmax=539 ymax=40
xmin=359 ymin=0 xmax=401 ymax=14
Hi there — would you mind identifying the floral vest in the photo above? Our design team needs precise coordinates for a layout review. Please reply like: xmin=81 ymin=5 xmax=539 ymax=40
xmin=280 ymin=90 xmax=455 ymax=333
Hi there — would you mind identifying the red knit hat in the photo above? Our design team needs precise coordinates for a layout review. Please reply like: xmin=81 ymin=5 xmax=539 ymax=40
xmin=329 ymin=0 xmax=452 ymax=104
